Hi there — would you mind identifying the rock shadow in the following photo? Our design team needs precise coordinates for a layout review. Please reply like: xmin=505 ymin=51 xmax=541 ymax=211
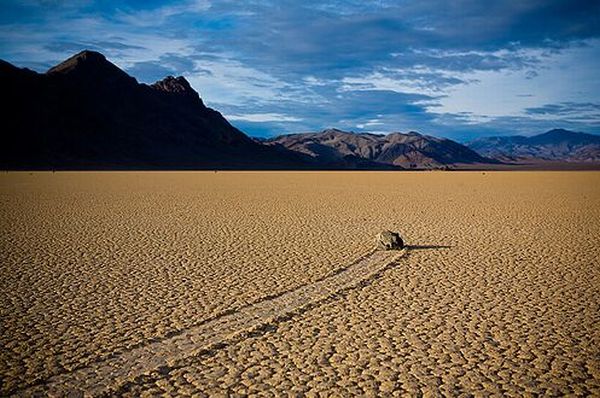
xmin=407 ymin=244 xmax=452 ymax=250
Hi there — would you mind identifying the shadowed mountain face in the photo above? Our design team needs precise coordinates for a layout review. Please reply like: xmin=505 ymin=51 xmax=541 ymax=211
xmin=468 ymin=129 xmax=600 ymax=162
xmin=265 ymin=129 xmax=495 ymax=168
xmin=0 ymin=51 xmax=315 ymax=170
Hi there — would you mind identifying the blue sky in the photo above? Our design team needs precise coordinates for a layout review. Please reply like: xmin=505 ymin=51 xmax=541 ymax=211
xmin=1 ymin=0 xmax=599 ymax=141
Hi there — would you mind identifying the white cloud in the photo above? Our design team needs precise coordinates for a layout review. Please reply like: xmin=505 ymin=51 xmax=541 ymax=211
xmin=114 ymin=0 xmax=211 ymax=27
xmin=184 ymin=55 xmax=295 ymax=106
xmin=356 ymin=118 xmax=384 ymax=129
xmin=183 ymin=54 xmax=327 ymax=108
xmin=342 ymin=40 xmax=600 ymax=126
xmin=340 ymin=68 xmax=457 ymax=96
xmin=434 ymin=40 xmax=600 ymax=122
xmin=303 ymin=76 xmax=330 ymax=86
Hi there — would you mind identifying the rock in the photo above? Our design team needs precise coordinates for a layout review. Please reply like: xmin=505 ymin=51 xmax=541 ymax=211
xmin=376 ymin=230 xmax=404 ymax=250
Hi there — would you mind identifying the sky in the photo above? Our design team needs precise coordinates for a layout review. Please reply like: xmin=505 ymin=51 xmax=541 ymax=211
xmin=1 ymin=0 xmax=599 ymax=141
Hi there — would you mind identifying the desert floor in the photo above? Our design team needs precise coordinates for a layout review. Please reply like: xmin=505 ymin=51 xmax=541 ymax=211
xmin=1 ymin=171 xmax=599 ymax=396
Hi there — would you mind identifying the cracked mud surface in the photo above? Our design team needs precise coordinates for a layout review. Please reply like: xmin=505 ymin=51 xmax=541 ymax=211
xmin=1 ymin=171 xmax=599 ymax=396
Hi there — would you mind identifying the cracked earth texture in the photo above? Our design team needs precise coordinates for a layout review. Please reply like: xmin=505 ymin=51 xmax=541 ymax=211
xmin=1 ymin=171 xmax=599 ymax=396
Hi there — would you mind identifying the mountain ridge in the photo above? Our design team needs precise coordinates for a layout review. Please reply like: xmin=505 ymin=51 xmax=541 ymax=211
xmin=467 ymin=129 xmax=600 ymax=162
xmin=2 ymin=50 xmax=598 ymax=170
xmin=265 ymin=128 xmax=496 ymax=168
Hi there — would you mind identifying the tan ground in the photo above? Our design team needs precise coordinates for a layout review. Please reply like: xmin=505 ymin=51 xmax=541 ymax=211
xmin=1 ymin=171 xmax=599 ymax=396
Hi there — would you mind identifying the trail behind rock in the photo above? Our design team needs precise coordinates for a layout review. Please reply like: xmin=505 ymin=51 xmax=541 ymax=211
xmin=18 ymin=248 xmax=406 ymax=396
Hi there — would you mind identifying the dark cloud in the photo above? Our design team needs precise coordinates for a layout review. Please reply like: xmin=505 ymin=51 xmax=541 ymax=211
xmin=525 ymin=70 xmax=539 ymax=79
xmin=202 ymin=0 xmax=600 ymax=76
xmin=392 ymin=49 xmax=541 ymax=72
xmin=525 ymin=102 xmax=600 ymax=116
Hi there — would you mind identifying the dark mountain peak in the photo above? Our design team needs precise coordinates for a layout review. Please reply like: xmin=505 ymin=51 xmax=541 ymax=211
xmin=151 ymin=75 xmax=203 ymax=105
xmin=533 ymin=128 xmax=574 ymax=139
xmin=536 ymin=128 xmax=584 ymax=140
xmin=71 ymin=49 xmax=106 ymax=62
xmin=46 ymin=49 xmax=136 ymax=87
xmin=529 ymin=128 xmax=600 ymax=145
xmin=48 ymin=50 xmax=109 ymax=73
xmin=152 ymin=75 xmax=192 ymax=93
xmin=546 ymin=128 xmax=571 ymax=134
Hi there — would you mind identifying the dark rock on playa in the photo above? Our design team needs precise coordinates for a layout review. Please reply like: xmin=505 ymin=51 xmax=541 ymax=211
xmin=377 ymin=230 xmax=404 ymax=250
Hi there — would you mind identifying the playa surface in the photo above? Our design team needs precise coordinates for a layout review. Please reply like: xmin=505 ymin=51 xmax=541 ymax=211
xmin=1 ymin=171 xmax=599 ymax=396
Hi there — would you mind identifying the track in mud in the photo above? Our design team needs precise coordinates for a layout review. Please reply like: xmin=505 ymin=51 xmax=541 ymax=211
xmin=16 ymin=248 xmax=407 ymax=397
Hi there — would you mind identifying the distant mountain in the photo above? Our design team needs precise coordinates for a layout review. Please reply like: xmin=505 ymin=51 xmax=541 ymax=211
xmin=264 ymin=128 xmax=495 ymax=168
xmin=468 ymin=129 xmax=600 ymax=163
xmin=0 ymin=50 xmax=313 ymax=169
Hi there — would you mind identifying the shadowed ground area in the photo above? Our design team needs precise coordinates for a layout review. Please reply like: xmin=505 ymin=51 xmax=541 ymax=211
xmin=407 ymin=245 xmax=452 ymax=250
xmin=1 ymin=171 xmax=599 ymax=396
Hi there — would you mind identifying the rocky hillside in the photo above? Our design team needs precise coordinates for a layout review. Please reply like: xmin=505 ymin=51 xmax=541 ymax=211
xmin=265 ymin=129 xmax=495 ymax=168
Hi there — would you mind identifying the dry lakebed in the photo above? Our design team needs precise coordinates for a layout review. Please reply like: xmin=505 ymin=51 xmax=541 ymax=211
xmin=1 ymin=171 xmax=599 ymax=396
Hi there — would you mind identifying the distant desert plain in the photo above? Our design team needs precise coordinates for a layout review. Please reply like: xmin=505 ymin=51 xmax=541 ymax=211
xmin=1 ymin=171 xmax=599 ymax=396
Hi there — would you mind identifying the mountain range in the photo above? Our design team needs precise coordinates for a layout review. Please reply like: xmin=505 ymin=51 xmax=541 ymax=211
xmin=467 ymin=129 xmax=600 ymax=163
xmin=0 ymin=50 xmax=598 ymax=170
xmin=264 ymin=129 xmax=494 ymax=168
